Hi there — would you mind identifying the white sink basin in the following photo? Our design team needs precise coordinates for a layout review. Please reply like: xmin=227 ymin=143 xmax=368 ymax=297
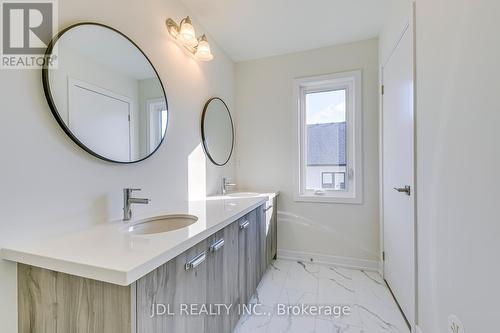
xmin=226 ymin=192 xmax=260 ymax=198
xmin=127 ymin=214 xmax=198 ymax=235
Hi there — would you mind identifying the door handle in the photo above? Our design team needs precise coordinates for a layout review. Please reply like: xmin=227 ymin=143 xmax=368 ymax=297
xmin=185 ymin=251 xmax=206 ymax=270
xmin=209 ymin=238 xmax=225 ymax=252
xmin=239 ymin=219 xmax=250 ymax=230
xmin=393 ymin=185 xmax=411 ymax=196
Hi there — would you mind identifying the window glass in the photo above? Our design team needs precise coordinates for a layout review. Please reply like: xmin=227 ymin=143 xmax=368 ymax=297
xmin=305 ymin=90 xmax=347 ymax=191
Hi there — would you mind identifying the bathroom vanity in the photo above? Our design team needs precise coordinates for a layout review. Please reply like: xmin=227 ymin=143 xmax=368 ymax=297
xmin=2 ymin=193 xmax=278 ymax=333
xmin=6 ymin=21 xmax=279 ymax=332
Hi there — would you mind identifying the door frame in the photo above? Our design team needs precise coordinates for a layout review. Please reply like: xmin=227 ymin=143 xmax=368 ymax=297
xmin=379 ymin=2 xmax=418 ymax=332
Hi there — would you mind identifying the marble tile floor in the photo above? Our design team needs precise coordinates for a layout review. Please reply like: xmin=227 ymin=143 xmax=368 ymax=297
xmin=233 ymin=259 xmax=410 ymax=333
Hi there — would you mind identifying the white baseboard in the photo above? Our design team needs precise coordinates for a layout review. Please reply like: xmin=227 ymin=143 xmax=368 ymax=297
xmin=277 ymin=249 xmax=380 ymax=272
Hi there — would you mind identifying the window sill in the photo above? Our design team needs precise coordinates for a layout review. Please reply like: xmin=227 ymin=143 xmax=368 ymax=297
xmin=293 ymin=194 xmax=363 ymax=205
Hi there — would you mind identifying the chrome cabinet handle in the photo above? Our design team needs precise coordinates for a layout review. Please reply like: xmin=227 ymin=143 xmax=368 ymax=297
xmin=263 ymin=205 xmax=274 ymax=212
xmin=393 ymin=185 xmax=411 ymax=196
xmin=209 ymin=238 xmax=225 ymax=252
xmin=185 ymin=251 xmax=206 ymax=270
xmin=239 ymin=219 xmax=250 ymax=230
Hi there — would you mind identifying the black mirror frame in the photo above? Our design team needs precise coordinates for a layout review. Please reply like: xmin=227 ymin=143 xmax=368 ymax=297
xmin=41 ymin=22 xmax=168 ymax=164
xmin=201 ymin=97 xmax=235 ymax=166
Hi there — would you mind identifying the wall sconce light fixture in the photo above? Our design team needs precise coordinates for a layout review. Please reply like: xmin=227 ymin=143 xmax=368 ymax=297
xmin=166 ymin=16 xmax=214 ymax=61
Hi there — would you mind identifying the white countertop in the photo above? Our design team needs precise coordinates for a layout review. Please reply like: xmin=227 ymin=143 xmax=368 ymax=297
xmin=219 ymin=191 xmax=279 ymax=200
xmin=0 ymin=195 xmax=274 ymax=286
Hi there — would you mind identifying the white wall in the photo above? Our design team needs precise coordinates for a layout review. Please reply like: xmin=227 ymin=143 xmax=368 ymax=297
xmin=416 ymin=0 xmax=500 ymax=332
xmin=235 ymin=39 xmax=380 ymax=262
xmin=0 ymin=0 xmax=235 ymax=331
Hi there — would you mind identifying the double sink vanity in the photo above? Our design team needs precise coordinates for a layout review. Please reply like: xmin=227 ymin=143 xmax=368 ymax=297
xmin=1 ymin=191 xmax=278 ymax=333
xmin=0 ymin=21 xmax=276 ymax=333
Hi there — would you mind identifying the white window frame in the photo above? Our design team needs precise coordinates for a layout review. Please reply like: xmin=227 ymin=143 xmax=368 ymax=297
xmin=146 ymin=98 xmax=167 ymax=154
xmin=292 ymin=70 xmax=363 ymax=204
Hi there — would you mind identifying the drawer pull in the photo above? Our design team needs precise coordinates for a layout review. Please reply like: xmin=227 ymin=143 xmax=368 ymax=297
xmin=264 ymin=205 xmax=274 ymax=212
xmin=209 ymin=239 xmax=225 ymax=252
xmin=239 ymin=220 xmax=250 ymax=230
xmin=185 ymin=251 xmax=206 ymax=270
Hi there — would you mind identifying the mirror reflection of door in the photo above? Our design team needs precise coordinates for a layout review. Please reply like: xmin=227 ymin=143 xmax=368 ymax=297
xmin=44 ymin=23 xmax=168 ymax=163
xmin=68 ymin=78 xmax=132 ymax=161
xmin=146 ymin=98 xmax=168 ymax=154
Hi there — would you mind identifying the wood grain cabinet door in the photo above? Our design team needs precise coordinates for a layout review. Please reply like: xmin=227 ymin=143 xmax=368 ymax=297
xmin=18 ymin=264 xmax=131 ymax=333
xmin=205 ymin=230 xmax=224 ymax=333
xmin=257 ymin=204 xmax=267 ymax=280
xmin=271 ymin=196 xmax=278 ymax=260
xmin=137 ymin=239 xmax=208 ymax=333
xmin=224 ymin=221 xmax=241 ymax=331
xmin=245 ymin=209 xmax=259 ymax=303
xmin=264 ymin=198 xmax=278 ymax=266
xmin=265 ymin=199 xmax=273 ymax=267
xmin=238 ymin=214 xmax=249 ymax=306
xmin=205 ymin=221 xmax=239 ymax=333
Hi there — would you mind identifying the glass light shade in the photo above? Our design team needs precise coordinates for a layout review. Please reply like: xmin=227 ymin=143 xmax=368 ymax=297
xmin=178 ymin=19 xmax=198 ymax=47
xmin=195 ymin=38 xmax=213 ymax=61
xmin=167 ymin=25 xmax=178 ymax=38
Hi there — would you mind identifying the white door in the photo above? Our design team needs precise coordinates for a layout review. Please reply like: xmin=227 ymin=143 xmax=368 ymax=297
xmin=68 ymin=79 xmax=131 ymax=162
xmin=382 ymin=24 xmax=415 ymax=327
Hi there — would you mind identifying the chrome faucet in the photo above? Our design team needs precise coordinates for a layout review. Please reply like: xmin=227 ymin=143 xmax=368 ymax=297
xmin=221 ymin=177 xmax=237 ymax=195
xmin=123 ymin=188 xmax=150 ymax=221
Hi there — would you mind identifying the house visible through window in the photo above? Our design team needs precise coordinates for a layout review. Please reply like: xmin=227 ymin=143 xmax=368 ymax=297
xmin=321 ymin=172 xmax=346 ymax=190
xmin=306 ymin=89 xmax=347 ymax=191
xmin=293 ymin=71 xmax=362 ymax=203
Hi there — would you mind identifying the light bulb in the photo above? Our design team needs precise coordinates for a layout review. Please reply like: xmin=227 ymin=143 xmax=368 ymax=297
xmin=178 ymin=17 xmax=198 ymax=47
xmin=195 ymin=35 xmax=213 ymax=61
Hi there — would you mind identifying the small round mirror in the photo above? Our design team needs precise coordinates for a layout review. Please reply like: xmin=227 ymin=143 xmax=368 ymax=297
xmin=43 ymin=23 xmax=168 ymax=163
xmin=201 ymin=97 xmax=234 ymax=166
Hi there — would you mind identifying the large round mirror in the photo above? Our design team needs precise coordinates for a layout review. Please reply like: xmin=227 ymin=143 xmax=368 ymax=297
xmin=43 ymin=23 xmax=168 ymax=163
xmin=201 ymin=97 xmax=234 ymax=166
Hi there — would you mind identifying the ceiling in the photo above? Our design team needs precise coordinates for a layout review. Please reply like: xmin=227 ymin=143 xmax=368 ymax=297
xmin=181 ymin=0 xmax=391 ymax=62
